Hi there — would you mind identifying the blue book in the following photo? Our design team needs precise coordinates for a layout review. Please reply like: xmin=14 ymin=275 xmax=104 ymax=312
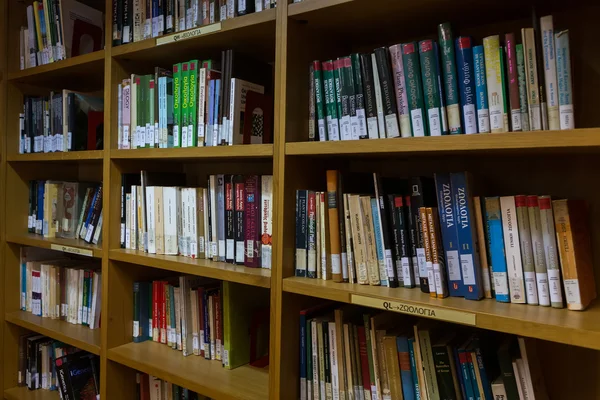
xmin=472 ymin=338 xmax=494 ymax=400
xmin=82 ymin=187 xmax=100 ymax=237
xmin=434 ymin=173 xmax=464 ymax=297
xmin=21 ymin=261 xmax=27 ymax=310
xmin=37 ymin=181 xmax=45 ymax=235
xmin=371 ymin=198 xmax=388 ymax=287
xmin=397 ymin=337 xmax=416 ymax=400
xmin=467 ymin=351 xmax=482 ymax=400
xmin=458 ymin=346 xmax=476 ymax=400
xmin=408 ymin=338 xmax=422 ymax=400
xmin=472 ymin=46 xmax=491 ymax=133
xmin=483 ymin=197 xmax=510 ymax=302
xmin=455 ymin=37 xmax=478 ymax=134
xmin=450 ymin=172 xmax=483 ymax=300
xmin=453 ymin=347 xmax=467 ymax=400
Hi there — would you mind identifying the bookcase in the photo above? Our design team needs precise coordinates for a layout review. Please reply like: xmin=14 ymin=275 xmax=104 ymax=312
xmin=2 ymin=0 xmax=600 ymax=399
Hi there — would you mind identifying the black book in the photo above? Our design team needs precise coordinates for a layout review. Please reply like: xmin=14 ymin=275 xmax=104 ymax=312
xmin=238 ymin=0 xmax=254 ymax=15
xmin=387 ymin=194 xmax=403 ymax=287
xmin=225 ymin=175 xmax=235 ymax=263
xmin=165 ymin=0 xmax=175 ymax=33
xmin=123 ymin=0 xmax=132 ymax=43
xmin=26 ymin=335 xmax=46 ymax=390
xmin=373 ymin=173 xmax=397 ymax=288
xmin=396 ymin=196 xmax=414 ymax=288
xmin=374 ymin=47 xmax=400 ymax=137
xmin=233 ymin=175 xmax=245 ymax=265
xmin=113 ymin=0 xmax=123 ymax=46
xmin=295 ymin=189 xmax=308 ymax=277
xmin=157 ymin=0 xmax=164 ymax=37
xmin=409 ymin=176 xmax=437 ymax=293
xmin=360 ymin=53 xmax=377 ymax=137
xmin=56 ymin=353 xmax=100 ymax=400
xmin=23 ymin=97 xmax=32 ymax=153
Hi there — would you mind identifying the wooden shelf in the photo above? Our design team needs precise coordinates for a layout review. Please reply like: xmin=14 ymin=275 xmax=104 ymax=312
xmin=111 ymin=144 xmax=273 ymax=160
xmin=288 ymin=0 xmax=352 ymax=16
xmin=109 ymin=249 xmax=271 ymax=288
xmin=6 ymin=234 xmax=102 ymax=258
xmin=4 ymin=387 xmax=59 ymax=400
xmin=107 ymin=341 xmax=269 ymax=400
xmin=5 ymin=311 xmax=101 ymax=355
xmin=286 ymin=128 xmax=600 ymax=156
xmin=283 ymin=277 xmax=600 ymax=351
xmin=112 ymin=9 xmax=276 ymax=64
xmin=7 ymin=150 xmax=104 ymax=162
xmin=7 ymin=51 xmax=105 ymax=90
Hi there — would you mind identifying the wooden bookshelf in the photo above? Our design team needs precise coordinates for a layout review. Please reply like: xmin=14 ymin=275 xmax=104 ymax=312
xmin=1 ymin=0 xmax=600 ymax=399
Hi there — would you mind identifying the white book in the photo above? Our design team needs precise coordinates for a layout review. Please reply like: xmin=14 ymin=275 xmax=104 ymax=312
xmin=189 ymin=188 xmax=199 ymax=258
xmin=146 ymin=187 xmax=156 ymax=254
xmin=230 ymin=78 xmax=265 ymax=145
xmin=522 ymin=28 xmax=542 ymax=131
xmin=122 ymin=81 xmax=131 ymax=149
xmin=180 ymin=188 xmax=189 ymax=256
xmin=131 ymin=186 xmax=138 ymax=250
xmin=540 ymin=16 xmax=560 ymax=130
xmin=89 ymin=271 xmax=100 ymax=329
xmin=131 ymin=75 xmax=138 ymax=148
xmin=118 ymin=83 xmax=123 ymax=149
xmin=209 ymin=176 xmax=218 ymax=261
xmin=261 ymin=176 xmax=273 ymax=269
xmin=371 ymin=53 xmax=386 ymax=138
xmin=176 ymin=187 xmax=183 ymax=256
xmin=77 ymin=269 xmax=84 ymax=325
xmin=500 ymin=196 xmax=526 ymax=304
xmin=125 ymin=194 xmax=131 ymax=249
xmin=538 ymin=196 xmax=563 ymax=308
xmin=527 ymin=199 xmax=551 ymax=307
xmin=163 ymin=187 xmax=178 ymax=255
xmin=328 ymin=322 xmax=340 ymax=400
xmin=197 ymin=68 xmax=207 ymax=146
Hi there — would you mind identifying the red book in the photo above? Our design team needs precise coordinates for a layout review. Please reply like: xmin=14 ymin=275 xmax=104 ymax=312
xmin=357 ymin=326 xmax=372 ymax=398
xmin=225 ymin=177 xmax=235 ymax=263
xmin=234 ymin=176 xmax=245 ymax=265
xmin=160 ymin=282 xmax=167 ymax=344
xmin=198 ymin=287 xmax=205 ymax=358
xmin=140 ymin=374 xmax=150 ymax=400
xmin=152 ymin=281 xmax=159 ymax=342
xmin=244 ymin=176 xmax=261 ymax=267
xmin=505 ymin=33 xmax=522 ymax=132
xmin=214 ymin=288 xmax=222 ymax=362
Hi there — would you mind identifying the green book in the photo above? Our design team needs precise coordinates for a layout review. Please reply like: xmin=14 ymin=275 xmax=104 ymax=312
xmin=351 ymin=53 xmax=368 ymax=139
xmin=173 ymin=385 xmax=180 ymax=400
xmin=322 ymin=61 xmax=340 ymax=141
xmin=419 ymin=39 xmax=443 ymax=136
xmin=342 ymin=56 xmax=359 ymax=140
xmin=363 ymin=315 xmax=376 ymax=395
xmin=432 ymin=341 xmax=459 ymax=400
xmin=312 ymin=61 xmax=328 ymax=141
xmin=515 ymin=44 xmax=530 ymax=132
xmin=402 ymin=42 xmax=427 ymax=137
xmin=336 ymin=58 xmax=351 ymax=140
xmin=148 ymin=78 xmax=155 ymax=148
xmin=333 ymin=60 xmax=345 ymax=138
xmin=438 ymin=22 xmax=462 ymax=134
xmin=181 ymin=62 xmax=190 ymax=148
xmin=82 ymin=271 xmax=90 ymax=326
xmin=499 ymin=47 xmax=509 ymax=132
xmin=173 ymin=63 xmax=182 ymax=147
xmin=188 ymin=59 xmax=199 ymax=147
xmin=141 ymin=75 xmax=151 ymax=148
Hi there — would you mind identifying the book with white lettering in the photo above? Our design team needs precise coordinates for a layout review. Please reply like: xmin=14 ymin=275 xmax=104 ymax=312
xmin=483 ymin=35 xmax=506 ymax=133
xmin=515 ymin=195 xmax=539 ymax=305
xmin=500 ymin=196 xmax=526 ymax=304
xmin=261 ymin=175 xmax=273 ymax=269
xmin=521 ymin=28 xmax=542 ymax=131
xmin=540 ymin=16 xmax=560 ymax=130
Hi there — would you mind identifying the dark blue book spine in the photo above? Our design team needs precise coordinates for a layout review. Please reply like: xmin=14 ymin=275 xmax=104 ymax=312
xmin=434 ymin=173 xmax=464 ymax=297
xmin=139 ymin=282 xmax=150 ymax=343
xmin=408 ymin=338 xmax=421 ymax=399
xmin=474 ymin=341 xmax=493 ymax=400
xmin=455 ymin=37 xmax=478 ymax=134
xmin=453 ymin=347 xmax=467 ymax=400
xmin=467 ymin=352 xmax=481 ymax=400
xmin=397 ymin=337 xmax=416 ymax=400
xmin=472 ymin=46 xmax=491 ymax=133
xmin=37 ymin=181 xmax=45 ymax=235
xmin=83 ymin=188 xmax=99 ymax=233
xmin=450 ymin=172 xmax=483 ymax=300
xmin=459 ymin=349 xmax=476 ymax=400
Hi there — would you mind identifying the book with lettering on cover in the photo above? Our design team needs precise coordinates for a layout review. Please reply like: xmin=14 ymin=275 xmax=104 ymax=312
xmin=374 ymin=47 xmax=401 ymax=138
xmin=342 ymin=56 xmax=360 ymax=141
xmin=538 ymin=196 xmax=564 ymax=308
xmin=540 ymin=15 xmax=559 ymax=130
xmin=555 ymin=30 xmax=574 ymax=130
xmin=419 ymin=206 xmax=436 ymax=297
xmin=438 ymin=22 xmax=461 ymax=134
xmin=516 ymin=44 xmax=531 ymax=132
xmin=326 ymin=170 xmax=344 ymax=282
xmin=483 ymin=35 xmax=506 ymax=133
xmin=526 ymin=196 xmax=550 ymax=306
xmin=500 ymin=196 xmax=526 ymax=304
xmin=312 ymin=61 xmax=328 ymax=141
xmin=360 ymin=53 xmax=379 ymax=140
xmin=505 ymin=33 xmax=523 ymax=132
xmin=402 ymin=42 xmax=427 ymax=137
xmin=428 ymin=207 xmax=448 ymax=298
xmin=410 ymin=177 xmax=436 ymax=293
xmin=515 ymin=195 xmax=539 ymax=305
xmin=296 ymin=190 xmax=308 ymax=277
xmin=334 ymin=58 xmax=352 ymax=141
xmin=373 ymin=173 xmax=397 ymax=288
xmin=388 ymin=45 xmax=411 ymax=137
xmin=455 ymin=36 xmax=477 ymax=134
xmin=521 ymin=28 xmax=542 ymax=131
xmin=473 ymin=45 xmax=491 ymax=133
xmin=419 ymin=39 xmax=443 ymax=136
xmin=351 ymin=53 xmax=368 ymax=139
xmin=322 ymin=61 xmax=340 ymax=141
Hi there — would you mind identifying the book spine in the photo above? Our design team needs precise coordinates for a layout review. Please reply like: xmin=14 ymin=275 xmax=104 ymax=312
xmin=322 ymin=61 xmax=340 ymax=141
xmin=516 ymin=44 xmax=531 ymax=132
xmin=307 ymin=191 xmax=317 ymax=278
xmin=313 ymin=61 xmax=328 ymax=141
xmin=335 ymin=58 xmax=352 ymax=141
xmin=526 ymin=196 xmax=550 ymax=307
xmin=360 ymin=53 xmax=380 ymax=139
xmin=244 ymin=176 xmax=261 ymax=267
xmin=522 ymin=28 xmax=542 ymax=131
xmin=374 ymin=174 xmax=396 ymax=288
xmin=388 ymin=195 xmax=404 ymax=286
xmin=374 ymin=48 xmax=401 ymax=138
xmin=308 ymin=64 xmax=316 ymax=142
xmin=343 ymin=56 xmax=360 ymax=141
xmin=515 ymin=195 xmax=540 ymax=305
xmin=541 ymin=16 xmax=560 ymax=130
xmin=296 ymin=190 xmax=308 ymax=277
xmin=326 ymin=171 xmax=343 ymax=282
xmin=472 ymin=46 xmax=491 ymax=133
xmin=420 ymin=207 xmax=436 ymax=296
xmin=428 ymin=207 xmax=448 ymax=297
xmin=555 ymin=30 xmax=574 ymax=130
xmin=409 ymin=180 xmax=428 ymax=293
xmin=371 ymin=199 xmax=390 ymax=289
xmin=197 ymin=67 xmax=206 ymax=145
xmin=395 ymin=196 xmax=415 ymax=288
xmin=351 ymin=53 xmax=368 ymax=139
xmin=188 ymin=60 xmax=198 ymax=147
xmin=234 ymin=178 xmax=245 ymax=264
xmin=505 ymin=33 xmax=523 ymax=132
xmin=500 ymin=196 xmax=526 ymax=304
xmin=388 ymin=45 xmax=411 ymax=137
xmin=455 ymin=37 xmax=477 ymax=134
xmin=438 ymin=22 xmax=462 ymax=134
xmin=419 ymin=40 xmax=443 ymax=136
xmin=225 ymin=178 xmax=235 ymax=263
xmin=173 ymin=64 xmax=182 ymax=147
xmin=370 ymin=53 xmax=386 ymax=138
xmin=261 ymin=175 xmax=273 ymax=269
xmin=483 ymin=35 xmax=506 ymax=133
xmin=217 ymin=175 xmax=226 ymax=261
xmin=499 ymin=46 xmax=510 ymax=131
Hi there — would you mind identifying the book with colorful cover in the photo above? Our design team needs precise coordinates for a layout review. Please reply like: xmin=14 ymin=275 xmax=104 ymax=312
xmin=483 ymin=35 xmax=506 ymax=133
xmin=472 ymin=45 xmax=490 ymax=133
xmin=455 ymin=36 xmax=477 ymax=134
xmin=419 ymin=39 xmax=443 ymax=136
xmin=402 ymin=42 xmax=427 ymax=137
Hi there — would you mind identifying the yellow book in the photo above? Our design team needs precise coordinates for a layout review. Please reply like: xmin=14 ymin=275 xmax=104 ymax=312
xmin=483 ymin=35 xmax=506 ymax=133
xmin=32 ymin=2 xmax=44 ymax=64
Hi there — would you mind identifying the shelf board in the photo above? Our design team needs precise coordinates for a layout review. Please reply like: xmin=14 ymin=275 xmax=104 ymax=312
xmin=5 ymin=311 xmax=101 ymax=355
xmin=283 ymin=277 xmax=600 ymax=351
xmin=288 ymin=0 xmax=353 ymax=16
xmin=110 ymin=249 xmax=271 ymax=288
xmin=4 ymin=387 xmax=59 ymax=400
xmin=286 ymin=128 xmax=600 ymax=157
xmin=6 ymin=233 xmax=102 ymax=258
xmin=112 ymin=9 xmax=276 ymax=64
xmin=107 ymin=341 xmax=269 ymax=400
xmin=111 ymin=144 xmax=273 ymax=160
xmin=7 ymin=150 xmax=104 ymax=162
xmin=7 ymin=51 xmax=105 ymax=90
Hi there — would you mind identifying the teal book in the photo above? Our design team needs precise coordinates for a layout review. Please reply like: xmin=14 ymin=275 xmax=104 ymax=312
xmin=408 ymin=338 xmax=422 ymax=400
xmin=312 ymin=61 xmax=328 ymax=141
xmin=419 ymin=39 xmax=443 ymax=136
xmin=438 ymin=22 xmax=462 ymax=134
xmin=555 ymin=30 xmax=574 ymax=129
xmin=402 ymin=42 xmax=427 ymax=137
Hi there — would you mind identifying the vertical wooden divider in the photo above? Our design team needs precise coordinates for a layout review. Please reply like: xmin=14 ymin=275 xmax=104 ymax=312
xmin=0 ymin=0 xmax=7 ymax=394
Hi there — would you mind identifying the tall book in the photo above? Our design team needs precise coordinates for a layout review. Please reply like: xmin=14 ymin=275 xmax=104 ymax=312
xmin=521 ymin=28 xmax=542 ymax=131
xmin=505 ymin=33 xmax=522 ymax=132
xmin=532 ymin=10 xmax=549 ymax=130
xmin=351 ymin=53 xmax=368 ymax=139
xmin=455 ymin=36 xmax=477 ymax=134
xmin=472 ymin=46 xmax=490 ymax=133
xmin=388 ymin=45 xmax=411 ymax=137
xmin=499 ymin=196 xmax=526 ymax=304
xmin=427 ymin=207 xmax=448 ymax=298
xmin=322 ymin=61 xmax=340 ymax=141
xmin=360 ymin=53 xmax=379 ymax=139
xmin=373 ymin=173 xmax=397 ymax=288
xmin=540 ymin=16 xmax=559 ymax=130
xmin=555 ymin=30 xmax=574 ymax=130
xmin=538 ymin=196 xmax=564 ymax=308
xmin=244 ymin=176 xmax=261 ymax=267
xmin=484 ymin=197 xmax=510 ymax=303
xmin=526 ymin=196 xmax=551 ymax=307
xmin=370 ymin=53 xmax=386 ymax=138
xmin=313 ymin=61 xmax=327 ymax=141
xmin=326 ymin=170 xmax=344 ymax=282
xmin=515 ymin=44 xmax=531 ymax=132
xmin=334 ymin=58 xmax=352 ymax=141
xmin=473 ymin=197 xmax=493 ymax=299
xmin=419 ymin=40 xmax=443 ymax=136
xmin=261 ymin=176 xmax=273 ymax=269
xmin=410 ymin=177 xmax=436 ymax=293
xmin=374 ymin=48 xmax=401 ymax=138
xmin=552 ymin=199 xmax=596 ymax=310
xmin=515 ymin=195 xmax=539 ymax=305
xmin=402 ymin=42 xmax=427 ymax=137
xmin=438 ymin=22 xmax=461 ymax=134
xmin=482 ymin=35 xmax=506 ymax=133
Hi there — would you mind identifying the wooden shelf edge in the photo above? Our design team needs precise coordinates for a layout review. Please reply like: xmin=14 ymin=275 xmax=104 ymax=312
xmin=288 ymin=0 xmax=353 ymax=16
xmin=5 ymin=311 xmax=101 ymax=356
xmin=6 ymin=234 xmax=103 ymax=258
xmin=282 ymin=277 xmax=600 ymax=351
xmin=4 ymin=386 xmax=60 ymax=400
xmin=107 ymin=342 xmax=269 ymax=400
xmin=7 ymin=150 xmax=104 ymax=162
xmin=109 ymin=249 xmax=271 ymax=288
xmin=286 ymin=128 xmax=600 ymax=156
xmin=110 ymin=144 xmax=273 ymax=160
xmin=7 ymin=50 xmax=105 ymax=81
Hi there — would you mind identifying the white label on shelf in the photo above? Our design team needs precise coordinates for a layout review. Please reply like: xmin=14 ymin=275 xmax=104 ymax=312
xmin=246 ymin=239 xmax=254 ymax=256
xmin=173 ymin=125 xmax=180 ymax=147
xmin=193 ymin=335 xmax=199 ymax=353
xmin=410 ymin=108 xmax=425 ymax=137
xmin=560 ymin=105 xmax=574 ymax=130
xmin=401 ymin=257 xmax=412 ymax=286
xmin=181 ymin=126 xmax=188 ymax=148
xmin=530 ymin=104 xmax=542 ymax=130
xmin=50 ymin=244 xmax=94 ymax=257
xmin=525 ymin=271 xmax=539 ymax=304
xmin=536 ymin=272 xmax=550 ymax=306
xmin=188 ymin=125 xmax=194 ymax=146
xmin=211 ymin=242 xmax=218 ymax=258
xmin=427 ymin=107 xmax=442 ymax=136
xmin=463 ymin=104 xmax=477 ymax=134
xmin=218 ymin=240 xmax=226 ymax=258
xmin=427 ymin=261 xmax=436 ymax=293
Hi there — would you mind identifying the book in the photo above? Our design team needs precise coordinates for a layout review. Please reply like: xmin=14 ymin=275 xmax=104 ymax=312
xmin=402 ymin=42 xmax=427 ymax=137
xmin=455 ymin=36 xmax=477 ymax=134
xmin=500 ymin=196 xmax=526 ymax=304
xmin=526 ymin=196 xmax=551 ymax=307
xmin=439 ymin=22 xmax=461 ymax=134
xmin=540 ymin=15 xmax=560 ymax=130
xmin=360 ymin=53 xmax=380 ymax=139
xmin=483 ymin=35 xmax=506 ymax=133
xmin=484 ymin=197 xmax=511 ymax=303
xmin=388 ymin=45 xmax=411 ymax=137
xmin=521 ymin=28 xmax=542 ymax=131
xmin=555 ymin=30 xmax=574 ymax=130
xmin=327 ymin=171 xmax=344 ymax=282
xmin=370 ymin=53 xmax=386 ymax=138
xmin=538 ymin=196 xmax=564 ymax=308
xmin=505 ymin=33 xmax=522 ymax=132
xmin=374 ymin=48 xmax=401 ymax=138
xmin=515 ymin=44 xmax=531 ymax=132
xmin=472 ymin=45 xmax=491 ymax=133
xmin=515 ymin=195 xmax=539 ymax=305
xmin=419 ymin=39 xmax=443 ymax=136
xmin=296 ymin=190 xmax=308 ymax=277
xmin=473 ymin=197 xmax=493 ymax=299
xmin=351 ymin=53 xmax=369 ymax=139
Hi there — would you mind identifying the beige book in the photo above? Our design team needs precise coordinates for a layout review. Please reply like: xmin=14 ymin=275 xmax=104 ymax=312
xmin=190 ymin=289 xmax=199 ymax=355
xmin=50 ymin=266 xmax=56 ymax=319
xmin=376 ymin=330 xmax=390 ymax=400
xmin=155 ymin=186 xmax=165 ymax=255
xmin=383 ymin=335 xmax=404 ymax=400
xmin=334 ymin=309 xmax=347 ymax=400
xmin=413 ymin=325 xmax=430 ymax=400
xmin=473 ymin=197 xmax=493 ymax=298
xmin=514 ymin=359 xmax=528 ymax=400
xmin=419 ymin=207 xmax=436 ymax=297
xmin=360 ymin=196 xmax=380 ymax=286
xmin=427 ymin=207 xmax=448 ymax=299
xmin=518 ymin=337 xmax=549 ymax=400
xmin=417 ymin=325 xmax=439 ymax=400
xmin=343 ymin=324 xmax=355 ymax=400
xmin=348 ymin=195 xmax=369 ymax=285
xmin=319 ymin=192 xmax=332 ymax=280
xmin=369 ymin=323 xmax=382 ymax=400
xmin=343 ymin=193 xmax=355 ymax=284
xmin=470 ymin=351 xmax=486 ymax=396
xmin=521 ymin=28 xmax=542 ymax=130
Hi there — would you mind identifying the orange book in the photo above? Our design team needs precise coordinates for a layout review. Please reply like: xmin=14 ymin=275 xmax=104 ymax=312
xmin=326 ymin=170 xmax=343 ymax=282
xmin=419 ymin=207 xmax=435 ymax=297
xmin=552 ymin=199 xmax=596 ymax=310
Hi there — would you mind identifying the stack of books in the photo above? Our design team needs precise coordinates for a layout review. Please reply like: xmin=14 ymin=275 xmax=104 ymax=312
xmin=28 ymin=181 xmax=103 ymax=245
xmin=133 ymin=279 xmax=269 ymax=370
xmin=117 ymin=51 xmax=272 ymax=149
xmin=112 ymin=0 xmax=278 ymax=47
xmin=299 ymin=305 xmax=548 ymax=400
xmin=121 ymin=171 xmax=273 ymax=269
xmin=308 ymin=15 xmax=574 ymax=141
xmin=18 ymin=0 xmax=104 ymax=69
xmin=19 ymin=91 xmax=104 ymax=154
xmin=136 ymin=373 xmax=212 ymax=399
xmin=295 ymin=170 xmax=596 ymax=311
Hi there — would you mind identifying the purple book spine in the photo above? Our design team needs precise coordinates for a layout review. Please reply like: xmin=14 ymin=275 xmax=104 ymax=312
xmin=244 ymin=175 xmax=262 ymax=267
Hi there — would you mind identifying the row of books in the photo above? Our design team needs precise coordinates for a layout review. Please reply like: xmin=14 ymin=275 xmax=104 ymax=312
xmin=299 ymin=304 xmax=548 ymax=400
xmin=308 ymin=16 xmax=573 ymax=142
xmin=19 ymin=0 xmax=104 ymax=69
xmin=117 ymin=52 xmax=272 ymax=149
xmin=137 ymin=373 xmax=212 ymax=400
xmin=19 ymin=91 xmax=104 ymax=154
xmin=28 ymin=181 xmax=103 ymax=245
xmin=20 ymin=248 xmax=102 ymax=329
xmin=295 ymin=171 xmax=596 ymax=311
xmin=112 ymin=0 xmax=277 ymax=46
xmin=18 ymin=335 xmax=99 ymax=397
xmin=133 ymin=279 xmax=269 ymax=369
xmin=121 ymin=172 xmax=273 ymax=269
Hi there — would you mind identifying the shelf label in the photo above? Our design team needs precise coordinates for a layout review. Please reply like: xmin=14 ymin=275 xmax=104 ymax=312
xmin=51 ymin=244 xmax=94 ymax=258
xmin=156 ymin=23 xmax=222 ymax=46
xmin=350 ymin=294 xmax=477 ymax=325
